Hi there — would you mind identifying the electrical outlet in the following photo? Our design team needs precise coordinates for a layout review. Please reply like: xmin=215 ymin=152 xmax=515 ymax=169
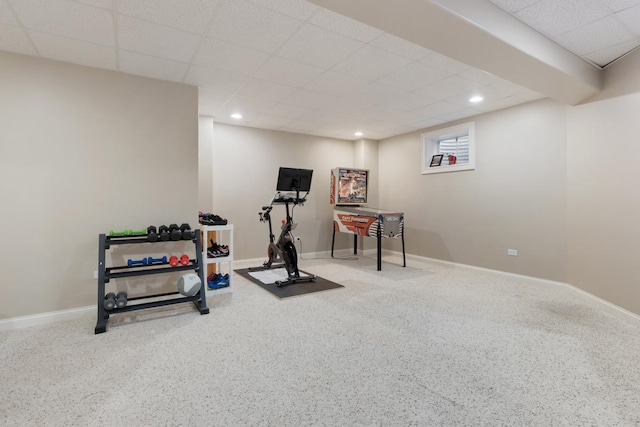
xmin=93 ymin=270 xmax=99 ymax=279
xmin=508 ymin=249 xmax=518 ymax=256
xmin=295 ymin=236 xmax=301 ymax=241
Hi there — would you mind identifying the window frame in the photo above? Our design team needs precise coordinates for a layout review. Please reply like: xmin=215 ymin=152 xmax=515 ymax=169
xmin=421 ymin=122 xmax=475 ymax=175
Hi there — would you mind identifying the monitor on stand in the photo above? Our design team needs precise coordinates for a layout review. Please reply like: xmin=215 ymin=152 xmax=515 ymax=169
xmin=276 ymin=167 xmax=313 ymax=201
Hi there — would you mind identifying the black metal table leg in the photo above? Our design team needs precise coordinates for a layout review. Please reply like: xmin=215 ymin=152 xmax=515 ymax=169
xmin=377 ymin=226 xmax=382 ymax=271
xmin=331 ymin=228 xmax=335 ymax=257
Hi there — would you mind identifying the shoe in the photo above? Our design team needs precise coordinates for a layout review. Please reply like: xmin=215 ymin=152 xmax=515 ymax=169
xmin=207 ymin=272 xmax=221 ymax=283
xmin=207 ymin=273 xmax=229 ymax=289
xmin=198 ymin=212 xmax=228 ymax=226
xmin=207 ymin=240 xmax=229 ymax=258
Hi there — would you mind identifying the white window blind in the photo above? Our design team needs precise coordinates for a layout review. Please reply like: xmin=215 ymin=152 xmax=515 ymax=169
xmin=439 ymin=136 xmax=469 ymax=165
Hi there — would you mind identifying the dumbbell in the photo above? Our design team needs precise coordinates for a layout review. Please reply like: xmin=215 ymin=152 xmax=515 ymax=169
xmin=115 ymin=291 xmax=128 ymax=309
xmin=104 ymin=292 xmax=117 ymax=310
xmin=180 ymin=223 xmax=194 ymax=240
xmin=130 ymin=228 xmax=146 ymax=236
xmin=109 ymin=229 xmax=132 ymax=236
xmin=147 ymin=226 xmax=159 ymax=242
xmin=169 ymin=255 xmax=190 ymax=267
xmin=127 ymin=258 xmax=148 ymax=267
xmin=146 ymin=256 xmax=167 ymax=265
xmin=158 ymin=225 xmax=171 ymax=241
xmin=168 ymin=224 xmax=182 ymax=241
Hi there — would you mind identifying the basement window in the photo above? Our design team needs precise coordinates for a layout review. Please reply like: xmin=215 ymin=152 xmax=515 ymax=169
xmin=421 ymin=122 xmax=475 ymax=174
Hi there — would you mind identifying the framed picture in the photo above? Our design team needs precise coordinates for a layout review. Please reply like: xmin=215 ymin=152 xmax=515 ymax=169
xmin=430 ymin=154 xmax=444 ymax=167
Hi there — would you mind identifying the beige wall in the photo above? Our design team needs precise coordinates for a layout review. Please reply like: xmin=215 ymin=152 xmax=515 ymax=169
xmin=198 ymin=116 xmax=214 ymax=211
xmin=0 ymin=52 xmax=198 ymax=319
xmin=378 ymin=99 xmax=568 ymax=282
xmin=567 ymin=92 xmax=640 ymax=314
xmin=201 ymin=121 xmax=355 ymax=260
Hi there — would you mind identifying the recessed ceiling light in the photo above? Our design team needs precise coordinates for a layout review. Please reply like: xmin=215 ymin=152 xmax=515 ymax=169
xmin=469 ymin=96 xmax=484 ymax=103
xmin=231 ymin=113 xmax=242 ymax=119
xmin=354 ymin=131 xmax=363 ymax=137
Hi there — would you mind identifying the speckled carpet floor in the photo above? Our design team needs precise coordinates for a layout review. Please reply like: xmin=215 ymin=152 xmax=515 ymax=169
xmin=1 ymin=255 xmax=639 ymax=426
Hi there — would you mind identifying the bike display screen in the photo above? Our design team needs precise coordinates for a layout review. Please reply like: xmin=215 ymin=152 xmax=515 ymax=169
xmin=276 ymin=167 xmax=313 ymax=192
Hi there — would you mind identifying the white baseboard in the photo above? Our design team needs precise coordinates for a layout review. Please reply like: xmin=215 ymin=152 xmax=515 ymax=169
xmin=0 ymin=305 xmax=94 ymax=332
xmin=234 ymin=249 xmax=354 ymax=270
xmin=380 ymin=249 xmax=640 ymax=327
xmin=4 ymin=249 xmax=638 ymax=330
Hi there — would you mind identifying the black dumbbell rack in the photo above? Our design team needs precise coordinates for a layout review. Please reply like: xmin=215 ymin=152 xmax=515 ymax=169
xmin=95 ymin=229 xmax=209 ymax=334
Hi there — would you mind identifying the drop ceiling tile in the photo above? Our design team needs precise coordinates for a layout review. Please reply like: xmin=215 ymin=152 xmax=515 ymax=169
xmin=414 ymin=75 xmax=484 ymax=101
xmin=369 ymin=32 xmax=432 ymax=60
xmin=328 ymin=97 xmax=371 ymax=116
xmin=184 ymin=64 xmax=249 ymax=93
xmin=31 ymin=31 xmax=115 ymax=69
xmin=342 ymin=82 xmax=401 ymax=105
xmin=556 ymin=16 xmax=636 ymax=55
xmin=117 ymin=15 xmax=200 ymax=63
xmin=376 ymin=61 xmax=450 ymax=92
xmin=410 ymin=101 xmax=462 ymax=119
xmin=515 ymin=0 xmax=611 ymax=36
xmin=11 ymin=0 xmax=114 ymax=45
xmin=0 ymin=0 xmax=18 ymax=25
xmin=117 ymin=0 xmax=218 ymax=34
xmin=276 ymin=23 xmax=364 ymax=68
xmin=332 ymin=45 xmax=412 ymax=82
xmin=216 ymin=98 xmax=273 ymax=122
xmin=419 ymin=51 xmax=470 ymax=74
xmin=251 ymin=113 xmax=298 ymax=129
xmin=602 ymin=0 xmax=640 ymax=12
xmin=192 ymin=37 xmax=269 ymax=74
xmin=379 ymin=125 xmax=417 ymax=137
xmin=303 ymin=70 xmax=369 ymax=97
xmin=268 ymin=102 xmax=315 ymax=119
xmin=220 ymin=94 xmax=275 ymax=114
xmin=473 ymin=96 xmax=525 ymax=112
xmin=280 ymin=88 xmax=342 ymax=109
xmin=487 ymin=0 xmax=540 ymax=13
xmin=235 ymin=78 xmax=297 ymax=102
xmin=298 ymin=109 xmax=350 ymax=125
xmin=352 ymin=105 xmax=424 ymax=125
xmin=616 ymin=4 xmax=640 ymax=35
xmin=207 ymin=0 xmax=303 ymax=54
xmin=247 ymin=0 xmax=319 ymax=20
xmin=585 ymin=37 xmax=640 ymax=65
xmin=252 ymin=55 xmax=325 ymax=87
xmin=279 ymin=118 xmax=321 ymax=134
xmin=76 ymin=0 xmax=112 ymax=9
xmin=309 ymin=125 xmax=352 ymax=139
xmin=214 ymin=114 xmax=258 ymax=126
xmin=0 ymin=23 xmax=36 ymax=55
xmin=384 ymin=92 xmax=440 ymax=112
xmin=458 ymin=68 xmax=501 ymax=85
xmin=406 ymin=117 xmax=447 ymax=130
xmin=199 ymin=87 xmax=235 ymax=107
xmin=119 ymin=50 xmax=188 ymax=82
xmin=437 ymin=108 xmax=480 ymax=123
xmin=308 ymin=7 xmax=381 ymax=42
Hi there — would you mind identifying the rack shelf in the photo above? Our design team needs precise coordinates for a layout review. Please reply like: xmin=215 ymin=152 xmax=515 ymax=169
xmin=201 ymin=224 xmax=234 ymax=295
xmin=95 ymin=230 xmax=209 ymax=334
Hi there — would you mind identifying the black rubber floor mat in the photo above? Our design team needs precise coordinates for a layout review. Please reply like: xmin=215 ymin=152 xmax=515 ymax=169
xmin=235 ymin=267 xmax=344 ymax=298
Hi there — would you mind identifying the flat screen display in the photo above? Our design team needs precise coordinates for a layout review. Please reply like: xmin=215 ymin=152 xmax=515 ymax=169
xmin=276 ymin=167 xmax=313 ymax=192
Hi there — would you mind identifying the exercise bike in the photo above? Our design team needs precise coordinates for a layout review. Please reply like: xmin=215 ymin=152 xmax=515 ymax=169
xmin=257 ymin=192 xmax=316 ymax=287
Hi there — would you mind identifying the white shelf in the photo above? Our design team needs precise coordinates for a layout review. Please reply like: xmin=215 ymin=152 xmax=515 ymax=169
xmin=201 ymin=224 xmax=233 ymax=295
